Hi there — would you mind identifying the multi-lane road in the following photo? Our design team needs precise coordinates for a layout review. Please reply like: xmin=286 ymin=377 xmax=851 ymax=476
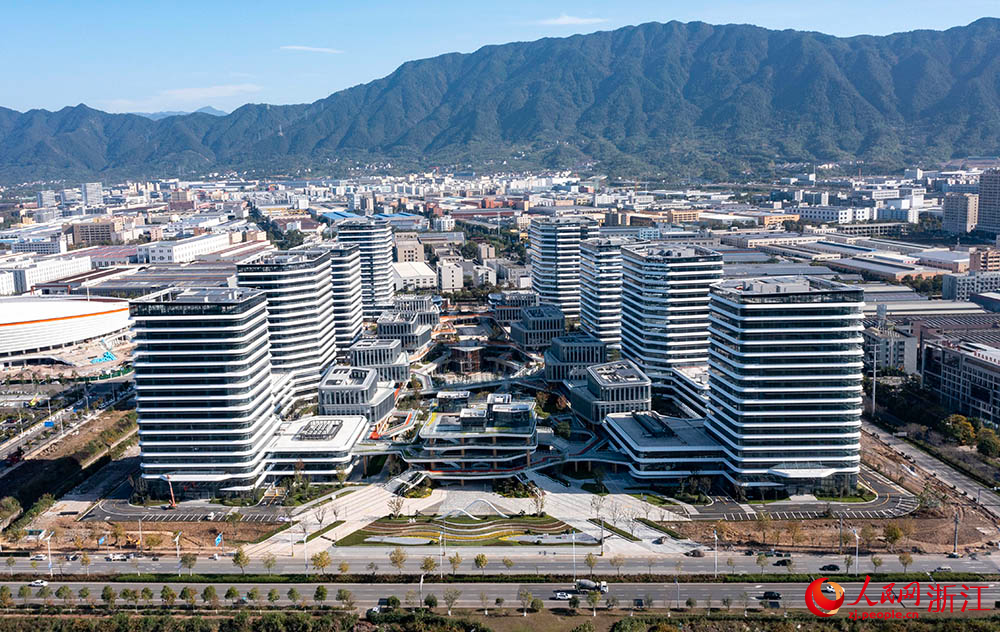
xmin=3 ymin=580 xmax=998 ymax=612
xmin=8 ymin=546 xmax=998 ymax=578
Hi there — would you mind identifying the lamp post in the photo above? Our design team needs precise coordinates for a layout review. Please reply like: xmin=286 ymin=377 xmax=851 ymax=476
xmin=713 ymin=529 xmax=718 ymax=578
xmin=851 ymin=528 xmax=859 ymax=573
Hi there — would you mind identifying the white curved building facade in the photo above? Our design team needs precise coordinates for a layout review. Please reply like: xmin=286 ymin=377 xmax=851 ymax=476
xmin=0 ymin=296 xmax=130 ymax=363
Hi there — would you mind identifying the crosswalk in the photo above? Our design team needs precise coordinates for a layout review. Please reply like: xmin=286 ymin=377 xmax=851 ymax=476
xmin=133 ymin=512 xmax=279 ymax=523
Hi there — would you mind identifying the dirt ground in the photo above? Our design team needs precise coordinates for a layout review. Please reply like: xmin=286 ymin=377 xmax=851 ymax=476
xmin=22 ymin=515 xmax=280 ymax=555
xmin=666 ymin=431 xmax=1000 ymax=555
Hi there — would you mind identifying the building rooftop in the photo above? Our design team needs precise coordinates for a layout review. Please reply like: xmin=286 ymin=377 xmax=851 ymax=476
xmin=350 ymin=338 xmax=402 ymax=351
xmin=588 ymin=360 xmax=650 ymax=386
xmin=605 ymin=411 xmax=717 ymax=451
xmin=270 ymin=415 xmax=368 ymax=452
xmin=0 ymin=296 xmax=129 ymax=326
xmin=715 ymin=275 xmax=856 ymax=296
xmin=521 ymin=305 xmax=564 ymax=320
xmin=319 ymin=366 xmax=376 ymax=389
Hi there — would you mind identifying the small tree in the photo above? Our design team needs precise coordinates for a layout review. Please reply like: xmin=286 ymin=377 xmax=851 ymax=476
xmin=336 ymin=588 xmax=355 ymax=611
xmin=262 ymin=553 xmax=277 ymax=576
xmin=202 ymin=585 xmax=219 ymax=610
xmin=17 ymin=585 xmax=30 ymax=606
xmin=248 ymin=587 xmax=262 ymax=609
xmin=79 ymin=586 xmax=91 ymax=606
xmin=844 ymin=555 xmax=854 ymax=575
xmin=531 ymin=487 xmax=546 ymax=516
xmin=474 ymin=553 xmax=488 ymax=575
xmin=443 ymin=588 xmax=461 ymax=615
xmin=80 ymin=553 xmax=91 ymax=577
xmin=389 ymin=546 xmax=408 ymax=574
xmin=883 ymin=525 xmax=903 ymax=552
xmin=287 ymin=588 xmax=301 ymax=607
xmin=56 ymin=585 xmax=73 ymax=606
xmin=518 ymin=588 xmax=533 ymax=617
xmin=180 ymin=553 xmax=197 ymax=576
xmin=314 ymin=585 xmax=327 ymax=607
xmin=225 ymin=586 xmax=240 ymax=606
xmin=160 ymin=586 xmax=176 ymax=607
xmin=141 ymin=587 xmax=153 ymax=606
xmin=232 ymin=548 xmax=250 ymax=575
xmin=502 ymin=557 xmax=514 ymax=574
xmin=267 ymin=589 xmax=280 ymax=607
xmin=4 ymin=557 xmax=14 ymax=577
xmin=568 ymin=595 xmax=580 ymax=612
xmin=898 ymin=552 xmax=913 ymax=572
xmin=181 ymin=587 xmax=197 ymax=609
xmin=584 ymin=552 xmax=597 ymax=577
xmin=448 ymin=552 xmax=463 ymax=574
xmin=872 ymin=555 xmax=883 ymax=573
xmin=312 ymin=550 xmax=332 ymax=576
xmin=605 ymin=596 xmax=618 ymax=612
xmin=387 ymin=495 xmax=405 ymax=518
xmin=586 ymin=590 xmax=601 ymax=616
xmin=102 ymin=585 xmax=117 ymax=610
xmin=338 ymin=561 xmax=350 ymax=575
xmin=722 ymin=596 xmax=733 ymax=611
xmin=424 ymin=594 xmax=438 ymax=609
xmin=608 ymin=553 xmax=625 ymax=576
xmin=755 ymin=553 xmax=767 ymax=574
xmin=37 ymin=585 xmax=53 ymax=606
xmin=726 ymin=557 xmax=736 ymax=575
xmin=421 ymin=556 xmax=438 ymax=574
xmin=685 ymin=597 xmax=696 ymax=610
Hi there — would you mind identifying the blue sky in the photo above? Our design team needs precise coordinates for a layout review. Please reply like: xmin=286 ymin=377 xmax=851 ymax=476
xmin=3 ymin=0 xmax=997 ymax=114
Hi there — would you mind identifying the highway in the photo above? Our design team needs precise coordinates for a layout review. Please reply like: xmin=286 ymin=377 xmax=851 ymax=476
xmin=8 ymin=547 xmax=999 ymax=578
xmin=2 ymin=580 xmax=997 ymax=611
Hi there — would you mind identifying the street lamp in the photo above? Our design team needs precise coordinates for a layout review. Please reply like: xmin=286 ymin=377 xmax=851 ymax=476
xmin=851 ymin=528 xmax=859 ymax=573
xmin=713 ymin=529 xmax=718 ymax=578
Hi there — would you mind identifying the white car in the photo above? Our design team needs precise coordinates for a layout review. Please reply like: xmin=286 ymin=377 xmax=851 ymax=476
xmin=29 ymin=555 xmax=46 ymax=561
xmin=822 ymin=585 xmax=836 ymax=595
xmin=30 ymin=580 xmax=48 ymax=587
xmin=209 ymin=553 xmax=220 ymax=560
xmin=554 ymin=592 xmax=571 ymax=600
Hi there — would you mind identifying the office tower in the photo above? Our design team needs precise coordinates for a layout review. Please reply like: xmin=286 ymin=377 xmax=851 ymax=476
xmin=943 ymin=193 xmax=979 ymax=233
xmin=336 ymin=219 xmax=394 ymax=318
xmin=325 ymin=243 xmax=364 ymax=352
xmin=236 ymin=249 xmax=336 ymax=402
xmin=81 ymin=182 xmax=103 ymax=207
xmin=704 ymin=277 xmax=865 ymax=493
xmin=580 ymin=237 xmax=627 ymax=347
xmin=979 ymin=169 xmax=1000 ymax=235
xmin=529 ymin=217 xmax=598 ymax=319
xmin=620 ymin=244 xmax=723 ymax=390
xmin=131 ymin=288 xmax=281 ymax=496
xmin=36 ymin=190 xmax=57 ymax=207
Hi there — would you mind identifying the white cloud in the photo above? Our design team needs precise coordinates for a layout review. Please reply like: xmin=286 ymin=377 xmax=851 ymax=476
xmin=279 ymin=45 xmax=343 ymax=54
xmin=537 ymin=14 xmax=607 ymax=26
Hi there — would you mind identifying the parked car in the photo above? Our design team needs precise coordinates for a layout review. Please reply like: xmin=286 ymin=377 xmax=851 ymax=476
xmin=947 ymin=553 xmax=962 ymax=559
xmin=685 ymin=549 xmax=705 ymax=557
xmin=64 ymin=554 xmax=78 ymax=561
xmin=209 ymin=553 xmax=220 ymax=560
xmin=820 ymin=564 xmax=840 ymax=572
xmin=934 ymin=566 xmax=952 ymax=572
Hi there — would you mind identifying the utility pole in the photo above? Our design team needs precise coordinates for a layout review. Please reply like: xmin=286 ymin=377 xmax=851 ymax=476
xmin=713 ymin=529 xmax=718 ymax=578
xmin=838 ymin=516 xmax=843 ymax=554
xmin=953 ymin=513 xmax=960 ymax=554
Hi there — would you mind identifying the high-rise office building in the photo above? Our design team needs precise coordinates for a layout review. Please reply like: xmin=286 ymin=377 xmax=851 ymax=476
xmin=131 ymin=287 xmax=281 ymax=496
xmin=704 ymin=277 xmax=864 ymax=493
xmin=325 ymin=243 xmax=364 ymax=353
xmin=943 ymin=193 xmax=979 ymax=233
xmin=529 ymin=217 xmax=598 ymax=319
xmin=580 ymin=237 xmax=627 ymax=347
xmin=336 ymin=219 xmax=394 ymax=318
xmin=81 ymin=182 xmax=103 ymax=207
xmin=979 ymin=169 xmax=1000 ymax=235
xmin=620 ymin=244 xmax=723 ymax=392
xmin=36 ymin=190 xmax=57 ymax=208
xmin=236 ymin=250 xmax=336 ymax=402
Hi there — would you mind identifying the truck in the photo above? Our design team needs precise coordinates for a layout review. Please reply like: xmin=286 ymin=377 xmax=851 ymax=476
xmin=576 ymin=579 xmax=608 ymax=594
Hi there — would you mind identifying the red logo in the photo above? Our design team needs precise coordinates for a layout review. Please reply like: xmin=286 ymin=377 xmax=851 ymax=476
xmin=806 ymin=577 xmax=845 ymax=617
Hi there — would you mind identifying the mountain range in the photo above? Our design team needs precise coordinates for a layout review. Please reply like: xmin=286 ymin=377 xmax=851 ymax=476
xmin=131 ymin=106 xmax=228 ymax=121
xmin=2 ymin=18 xmax=1000 ymax=183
